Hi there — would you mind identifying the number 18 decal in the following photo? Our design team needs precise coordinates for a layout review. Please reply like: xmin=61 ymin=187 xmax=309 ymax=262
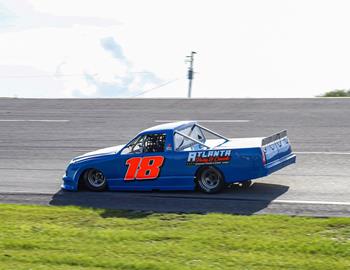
xmin=124 ymin=156 xmax=164 ymax=180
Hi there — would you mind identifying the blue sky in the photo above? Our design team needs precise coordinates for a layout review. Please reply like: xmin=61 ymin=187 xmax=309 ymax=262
xmin=1 ymin=0 xmax=350 ymax=98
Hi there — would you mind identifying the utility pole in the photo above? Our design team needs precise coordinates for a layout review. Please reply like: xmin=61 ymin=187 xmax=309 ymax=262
xmin=186 ymin=51 xmax=196 ymax=98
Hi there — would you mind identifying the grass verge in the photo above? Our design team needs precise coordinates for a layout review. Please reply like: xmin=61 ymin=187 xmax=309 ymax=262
xmin=0 ymin=204 xmax=349 ymax=270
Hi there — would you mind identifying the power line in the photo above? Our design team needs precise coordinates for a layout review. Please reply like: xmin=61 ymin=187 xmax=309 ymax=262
xmin=0 ymin=71 xmax=155 ymax=79
xmin=0 ymin=72 xmax=181 ymax=97
xmin=0 ymin=74 xmax=86 ymax=79
xmin=131 ymin=78 xmax=180 ymax=97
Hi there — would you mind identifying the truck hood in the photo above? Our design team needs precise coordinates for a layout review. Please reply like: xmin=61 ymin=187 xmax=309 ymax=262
xmin=72 ymin=144 xmax=124 ymax=163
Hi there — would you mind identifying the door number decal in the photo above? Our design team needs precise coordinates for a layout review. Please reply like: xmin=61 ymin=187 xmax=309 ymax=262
xmin=124 ymin=156 xmax=164 ymax=180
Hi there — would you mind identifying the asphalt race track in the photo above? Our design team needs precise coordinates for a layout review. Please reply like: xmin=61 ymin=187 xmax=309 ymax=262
xmin=0 ymin=98 xmax=349 ymax=217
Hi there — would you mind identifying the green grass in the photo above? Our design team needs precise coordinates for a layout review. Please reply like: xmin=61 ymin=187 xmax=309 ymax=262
xmin=0 ymin=204 xmax=349 ymax=270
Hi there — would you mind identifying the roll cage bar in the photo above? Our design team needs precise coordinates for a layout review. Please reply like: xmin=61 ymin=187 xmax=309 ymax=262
xmin=195 ymin=123 xmax=229 ymax=142
xmin=174 ymin=123 xmax=229 ymax=150
xmin=174 ymin=130 xmax=210 ymax=149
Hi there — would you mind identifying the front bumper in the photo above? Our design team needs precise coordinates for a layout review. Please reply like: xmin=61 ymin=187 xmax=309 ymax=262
xmin=61 ymin=174 xmax=78 ymax=191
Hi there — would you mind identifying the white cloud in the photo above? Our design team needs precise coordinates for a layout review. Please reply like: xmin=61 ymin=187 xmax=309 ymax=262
xmin=1 ymin=0 xmax=350 ymax=97
xmin=0 ymin=0 xmax=162 ymax=97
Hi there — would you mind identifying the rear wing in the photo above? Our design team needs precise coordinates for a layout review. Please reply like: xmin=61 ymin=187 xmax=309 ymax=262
xmin=262 ymin=130 xmax=287 ymax=146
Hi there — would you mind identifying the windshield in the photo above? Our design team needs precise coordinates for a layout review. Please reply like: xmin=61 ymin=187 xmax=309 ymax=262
xmin=121 ymin=135 xmax=144 ymax=154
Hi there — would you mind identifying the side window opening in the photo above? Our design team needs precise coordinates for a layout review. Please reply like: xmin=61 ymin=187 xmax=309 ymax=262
xmin=143 ymin=134 xmax=166 ymax=153
xmin=121 ymin=133 xmax=166 ymax=154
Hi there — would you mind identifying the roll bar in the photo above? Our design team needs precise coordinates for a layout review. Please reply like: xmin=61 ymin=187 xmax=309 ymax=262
xmin=195 ymin=123 xmax=229 ymax=142
xmin=174 ymin=130 xmax=210 ymax=149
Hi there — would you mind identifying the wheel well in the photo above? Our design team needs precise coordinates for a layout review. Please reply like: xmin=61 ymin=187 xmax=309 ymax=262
xmin=77 ymin=168 xmax=94 ymax=190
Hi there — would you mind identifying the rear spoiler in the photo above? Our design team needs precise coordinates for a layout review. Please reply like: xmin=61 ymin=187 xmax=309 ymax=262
xmin=262 ymin=130 xmax=287 ymax=146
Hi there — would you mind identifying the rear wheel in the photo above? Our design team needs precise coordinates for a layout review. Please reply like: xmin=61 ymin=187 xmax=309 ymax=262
xmin=197 ymin=167 xmax=225 ymax=194
xmin=83 ymin=169 xmax=107 ymax=191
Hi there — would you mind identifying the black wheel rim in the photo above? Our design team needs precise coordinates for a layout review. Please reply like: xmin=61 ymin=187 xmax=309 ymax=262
xmin=200 ymin=168 xmax=221 ymax=190
xmin=87 ymin=170 xmax=106 ymax=188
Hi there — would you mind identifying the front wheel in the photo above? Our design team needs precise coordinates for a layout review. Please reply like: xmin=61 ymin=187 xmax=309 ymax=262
xmin=83 ymin=169 xmax=107 ymax=191
xmin=197 ymin=167 xmax=225 ymax=194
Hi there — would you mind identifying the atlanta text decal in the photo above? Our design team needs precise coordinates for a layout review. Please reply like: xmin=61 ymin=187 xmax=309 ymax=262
xmin=186 ymin=150 xmax=231 ymax=165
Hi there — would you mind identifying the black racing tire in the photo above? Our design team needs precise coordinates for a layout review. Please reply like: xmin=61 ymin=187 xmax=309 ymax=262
xmin=83 ymin=169 xmax=107 ymax=191
xmin=197 ymin=166 xmax=225 ymax=194
xmin=237 ymin=180 xmax=252 ymax=189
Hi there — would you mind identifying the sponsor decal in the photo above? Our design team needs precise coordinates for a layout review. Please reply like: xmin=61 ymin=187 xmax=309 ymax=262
xmin=166 ymin=144 xmax=172 ymax=151
xmin=187 ymin=150 xmax=231 ymax=165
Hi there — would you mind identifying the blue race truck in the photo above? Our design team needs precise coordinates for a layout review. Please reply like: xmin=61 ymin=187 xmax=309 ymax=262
xmin=63 ymin=121 xmax=296 ymax=193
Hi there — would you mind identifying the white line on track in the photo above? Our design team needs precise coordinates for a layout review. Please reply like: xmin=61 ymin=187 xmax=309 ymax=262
xmin=155 ymin=120 xmax=250 ymax=123
xmin=1 ymin=191 xmax=349 ymax=207
xmin=0 ymin=119 xmax=70 ymax=122
xmin=272 ymin=199 xmax=350 ymax=206
xmin=295 ymin=151 xmax=350 ymax=155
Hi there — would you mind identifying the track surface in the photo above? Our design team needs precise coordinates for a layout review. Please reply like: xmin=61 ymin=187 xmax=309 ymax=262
xmin=0 ymin=98 xmax=349 ymax=216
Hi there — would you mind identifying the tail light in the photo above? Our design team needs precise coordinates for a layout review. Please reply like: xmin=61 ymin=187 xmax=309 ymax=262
xmin=261 ymin=149 xmax=266 ymax=165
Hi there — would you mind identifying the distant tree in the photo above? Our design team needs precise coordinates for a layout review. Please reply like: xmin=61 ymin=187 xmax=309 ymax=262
xmin=321 ymin=89 xmax=350 ymax=97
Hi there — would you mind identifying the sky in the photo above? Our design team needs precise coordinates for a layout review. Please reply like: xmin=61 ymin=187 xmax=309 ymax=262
xmin=1 ymin=0 xmax=350 ymax=98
